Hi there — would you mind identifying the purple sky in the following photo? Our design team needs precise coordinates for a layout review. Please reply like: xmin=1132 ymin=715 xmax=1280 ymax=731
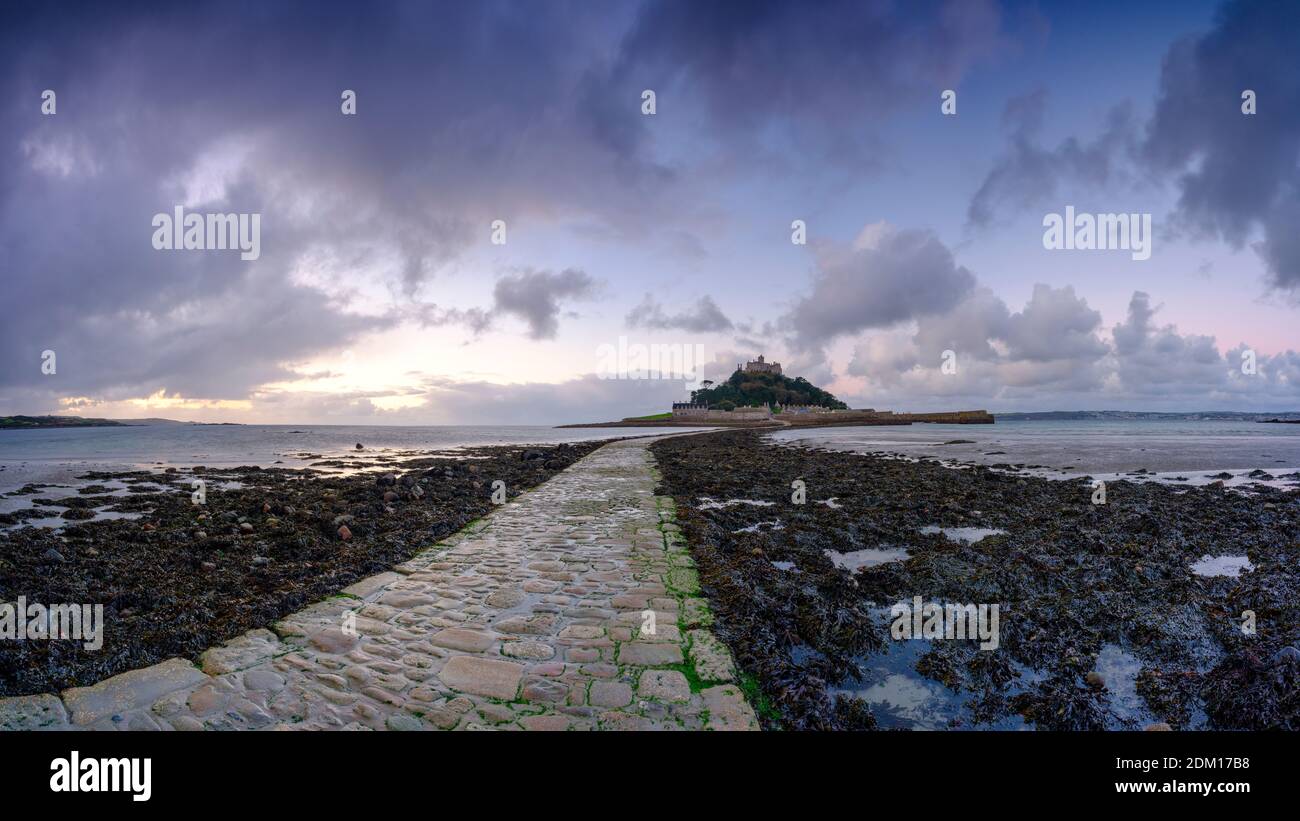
xmin=2 ymin=0 xmax=1298 ymax=424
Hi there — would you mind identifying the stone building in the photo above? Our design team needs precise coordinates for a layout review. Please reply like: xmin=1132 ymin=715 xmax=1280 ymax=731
xmin=670 ymin=402 xmax=772 ymax=422
xmin=737 ymin=355 xmax=781 ymax=376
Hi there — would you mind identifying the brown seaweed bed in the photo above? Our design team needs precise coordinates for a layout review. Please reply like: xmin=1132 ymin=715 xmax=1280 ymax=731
xmin=651 ymin=430 xmax=1300 ymax=731
xmin=0 ymin=441 xmax=604 ymax=697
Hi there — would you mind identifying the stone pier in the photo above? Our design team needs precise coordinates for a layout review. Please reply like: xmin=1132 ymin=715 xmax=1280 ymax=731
xmin=0 ymin=436 xmax=757 ymax=732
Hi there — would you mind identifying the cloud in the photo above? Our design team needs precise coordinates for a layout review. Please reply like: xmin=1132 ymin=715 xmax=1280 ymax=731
xmin=491 ymin=268 xmax=598 ymax=340
xmin=1142 ymin=0 xmax=1300 ymax=289
xmin=0 ymin=2 xmax=678 ymax=406
xmin=596 ymin=0 xmax=1009 ymax=166
xmin=847 ymin=282 xmax=1110 ymax=396
xmin=785 ymin=224 xmax=976 ymax=352
xmin=968 ymin=1 xmax=1300 ymax=290
xmin=626 ymin=294 xmax=732 ymax=332
xmin=841 ymin=284 xmax=1299 ymax=411
xmin=967 ymin=89 xmax=1139 ymax=227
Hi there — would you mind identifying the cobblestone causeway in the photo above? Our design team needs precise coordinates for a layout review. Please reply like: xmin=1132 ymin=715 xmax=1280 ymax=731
xmin=0 ymin=436 xmax=758 ymax=732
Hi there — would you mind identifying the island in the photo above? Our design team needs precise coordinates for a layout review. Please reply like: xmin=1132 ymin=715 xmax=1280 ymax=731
xmin=561 ymin=356 xmax=993 ymax=428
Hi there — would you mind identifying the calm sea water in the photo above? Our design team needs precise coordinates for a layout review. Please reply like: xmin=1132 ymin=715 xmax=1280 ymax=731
xmin=771 ymin=419 xmax=1300 ymax=486
xmin=0 ymin=424 xmax=704 ymax=493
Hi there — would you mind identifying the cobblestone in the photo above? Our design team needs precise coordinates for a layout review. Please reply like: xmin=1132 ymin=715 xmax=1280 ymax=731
xmin=0 ymin=436 xmax=756 ymax=731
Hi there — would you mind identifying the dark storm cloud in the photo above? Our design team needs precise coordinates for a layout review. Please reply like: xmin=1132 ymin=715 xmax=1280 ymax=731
xmin=968 ymin=0 xmax=1300 ymax=290
xmin=967 ymin=89 xmax=1139 ymax=227
xmin=595 ymin=0 xmax=1006 ymax=163
xmin=0 ymin=0 xmax=1015 ymax=410
xmin=1143 ymin=0 xmax=1300 ymax=289
xmin=0 ymin=1 xmax=646 ymax=404
xmin=625 ymin=294 xmax=733 ymax=332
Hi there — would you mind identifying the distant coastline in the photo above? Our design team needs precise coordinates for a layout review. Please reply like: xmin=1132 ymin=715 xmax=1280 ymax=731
xmin=0 ymin=415 xmax=236 ymax=429
xmin=994 ymin=410 xmax=1300 ymax=422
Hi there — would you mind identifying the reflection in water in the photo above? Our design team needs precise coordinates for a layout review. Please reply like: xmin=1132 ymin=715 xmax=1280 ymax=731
xmin=919 ymin=525 xmax=1006 ymax=544
xmin=1190 ymin=554 xmax=1254 ymax=577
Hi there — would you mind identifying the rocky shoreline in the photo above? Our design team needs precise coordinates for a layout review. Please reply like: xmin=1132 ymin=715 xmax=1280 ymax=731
xmin=0 ymin=441 xmax=606 ymax=697
xmin=650 ymin=429 xmax=1300 ymax=731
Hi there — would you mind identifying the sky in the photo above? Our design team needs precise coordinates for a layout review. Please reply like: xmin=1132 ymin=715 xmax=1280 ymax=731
xmin=2 ymin=0 xmax=1299 ymax=424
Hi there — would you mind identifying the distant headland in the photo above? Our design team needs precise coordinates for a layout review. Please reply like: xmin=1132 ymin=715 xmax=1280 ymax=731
xmin=0 ymin=415 xmax=237 ymax=429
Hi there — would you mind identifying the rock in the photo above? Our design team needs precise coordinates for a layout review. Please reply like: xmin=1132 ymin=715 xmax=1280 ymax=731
xmin=386 ymin=714 xmax=424 ymax=731
xmin=617 ymin=642 xmax=683 ymax=667
xmin=337 ymin=525 xmax=352 ymax=541
xmin=239 ymin=522 xmax=254 ymax=534
xmin=1144 ymin=722 xmax=1172 ymax=731
xmin=589 ymin=681 xmax=634 ymax=708
xmin=0 ymin=694 xmax=69 ymax=731
xmin=485 ymin=588 xmax=525 ymax=608
xmin=309 ymin=627 xmax=359 ymax=655
xmin=638 ymin=670 xmax=690 ymax=703
xmin=519 ymin=714 xmax=570 ymax=731
xmin=1272 ymin=646 xmax=1300 ymax=665
xmin=252 ymin=556 xmax=270 ymax=566
xmin=437 ymin=656 xmax=523 ymax=700
xmin=194 ymin=531 xmax=207 ymax=539
xmin=62 ymin=658 xmax=208 ymax=726
xmin=355 ymin=443 xmax=364 ymax=450
xmin=1085 ymin=671 xmax=1106 ymax=690
xmin=199 ymin=628 xmax=285 ymax=675
xmin=42 ymin=548 xmax=66 ymax=563
xmin=340 ymin=571 xmax=403 ymax=599
xmin=701 ymin=684 xmax=760 ymax=731
xmin=688 ymin=629 xmax=737 ymax=682
xmin=500 ymin=640 xmax=555 ymax=660
xmin=430 ymin=628 xmax=497 ymax=652
xmin=494 ymin=613 xmax=559 ymax=635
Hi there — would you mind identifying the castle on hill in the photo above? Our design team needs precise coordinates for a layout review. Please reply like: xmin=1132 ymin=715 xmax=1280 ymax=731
xmin=738 ymin=355 xmax=781 ymax=376
xmin=664 ymin=353 xmax=993 ymax=425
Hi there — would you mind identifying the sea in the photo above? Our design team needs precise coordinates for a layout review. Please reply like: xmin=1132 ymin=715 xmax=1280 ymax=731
xmin=4 ymin=420 xmax=1299 ymax=495
xmin=0 ymin=424 xmax=706 ymax=495
xmin=770 ymin=418 xmax=1300 ymax=489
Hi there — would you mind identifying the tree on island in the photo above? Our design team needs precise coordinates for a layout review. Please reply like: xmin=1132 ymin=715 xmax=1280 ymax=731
xmin=690 ymin=369 xmax=847 ymax=410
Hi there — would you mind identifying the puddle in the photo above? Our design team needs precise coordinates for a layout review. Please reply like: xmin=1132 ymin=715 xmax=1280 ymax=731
xmin=733 ymin=520 xmax=783 ymax=534
xmin=919 ymin=525 xmax=1006 ymax=545
xmin=771 ymin=560 xmax=797 ymax=572
xmin=817 ymin=498 xmax=842 ymax=509
xmin=1093 ymin=643 xmax=1162 ymax=730
xmin=698 ymin=497 xmax=775 ymax=510
xmin=1190 ymin=554 xmax=1254 ymax=577
xmin=825 ymin=547 xmax=910 ymax=572
xmin=833 ymin=613 xmax=1034 ymax=730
